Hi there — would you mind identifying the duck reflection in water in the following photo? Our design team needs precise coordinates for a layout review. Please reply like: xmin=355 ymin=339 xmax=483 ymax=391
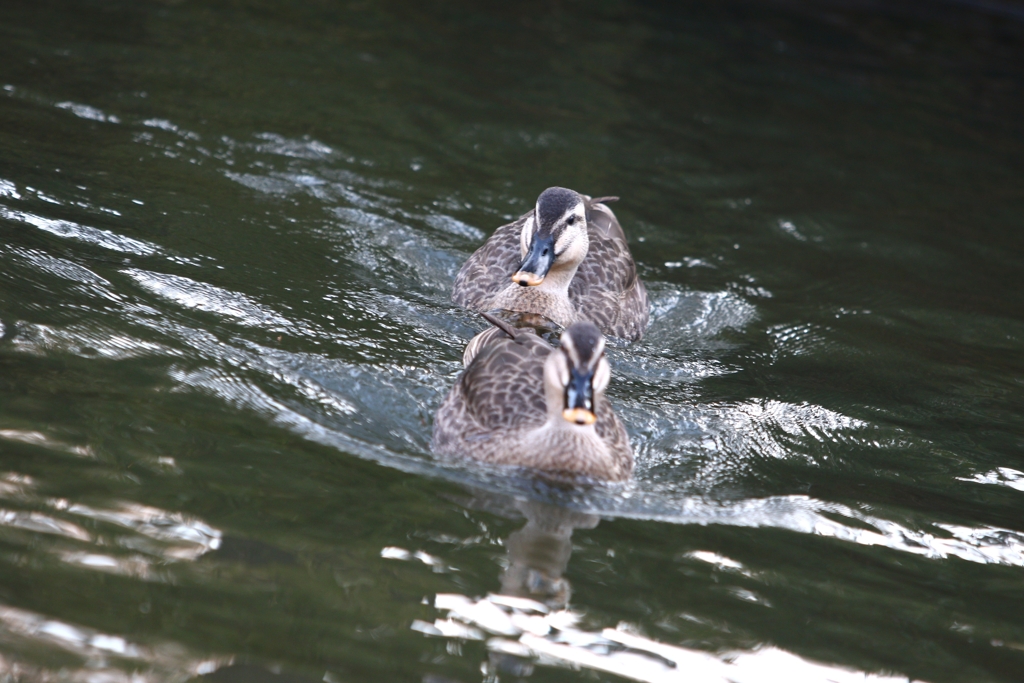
xmin=454 ymin=491 xmax=599 ymax=680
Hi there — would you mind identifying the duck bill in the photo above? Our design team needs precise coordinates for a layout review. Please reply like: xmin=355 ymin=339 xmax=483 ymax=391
xmin=511 ymin=235 xmax=554 ymax=287
xmin=562 ymin=368 xmax=596 ymax=425
xmin=562 ymin=407 xmax=596 ymax=425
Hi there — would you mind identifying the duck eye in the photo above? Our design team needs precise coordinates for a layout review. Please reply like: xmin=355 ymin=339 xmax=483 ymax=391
xmin=566 ymin=215 xmax=575 ymax=225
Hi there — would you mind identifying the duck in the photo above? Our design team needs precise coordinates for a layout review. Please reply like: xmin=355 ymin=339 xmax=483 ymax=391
xmin=432 ymin=313 xmax=633 ymax=482
xmin=452 ymin=187 xmax=649 ymax=342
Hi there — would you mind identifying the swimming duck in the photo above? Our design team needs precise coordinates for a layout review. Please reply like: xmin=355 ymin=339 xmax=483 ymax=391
xmin=432 ymin=314 xmax=633 ymax=482
xmin=452 ymin=187 xmax=649 ymax=342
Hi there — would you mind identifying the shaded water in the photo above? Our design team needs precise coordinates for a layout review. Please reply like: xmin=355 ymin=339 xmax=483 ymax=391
xmin=1 ymin=0 xmax=1024 ymax=681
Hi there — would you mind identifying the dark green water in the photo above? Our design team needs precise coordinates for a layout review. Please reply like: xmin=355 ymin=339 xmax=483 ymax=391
xmin=1 ymin=1 xmax=1023 ymax=681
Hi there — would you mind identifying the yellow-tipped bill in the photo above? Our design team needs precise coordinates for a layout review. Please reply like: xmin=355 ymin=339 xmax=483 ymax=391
xmin=562 ymin=407 xmax=597 ymax=425
xmin=515 ymin=233 xmax=555 ymax=286
xmin=512 ymin=271 xmax=545 ymax=287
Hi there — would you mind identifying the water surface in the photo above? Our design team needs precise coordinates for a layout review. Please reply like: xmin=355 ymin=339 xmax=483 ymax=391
xmin=1 ymin=1 xmax=1023 ymax=681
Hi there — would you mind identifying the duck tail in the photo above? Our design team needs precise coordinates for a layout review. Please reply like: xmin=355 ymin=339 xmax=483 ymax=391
xmin=480 ymin=311 xmax=518 ymax=339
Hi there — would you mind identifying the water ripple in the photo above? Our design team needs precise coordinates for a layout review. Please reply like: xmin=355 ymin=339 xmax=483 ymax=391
xmin=645 ymin=286 xmax=758 ymax=349
xmin=54 ymin=101 xmax=121 ymax=124
xmin=8 ymin=321 xmax=176 ymax=360
xmin=123 ymin=268 xmax=291 ymax=329
xmin=409 ymin=590 xmax=915 ymax=683
xmin=157 ymin=334 xmax=1024 ymax=569
xmin=4 ymin=122 xmax=1017 ymax=591
xmin=0 ymin=204 xmax=160 ymax=256
xmin=0 ymin=471 xmax=221 ymax=575
xmin=958 ymin=467 xmax=1024 ymax=492
xmin=0 ymin=604 xmax=231 ymax=682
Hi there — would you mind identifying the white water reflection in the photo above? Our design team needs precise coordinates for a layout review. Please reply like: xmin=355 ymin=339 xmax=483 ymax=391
xmin=0 ymin=470 xmax=221 ymax=576
xmin=57 ymin=551 xmax=164 ymax=581
xmin=328 ymin=206 xmax=464 ymax=292
xmin=55 ymin=100 xmax=121 ymax=124
xmin=767 ymin=322 xmax=831 ymax=360
xmin=0 ymin=604 xmax=230 ymax=682
xmin=8 ymin=321 xmax=176 ymax=361
xmin=645 ymin=286 xmax=758 ymax=348
xmin=0 ymin=204 xmax=160 ymax=256
xmin=0 ymin=508 xmax=91 ymax=541
xmin=959 ymin=467 xmax=1024 ymax=492
xmin=395 ymin=492 xmax=939 ymax=682
xmin=61 ymin=500 xmax=222 ymax=561
xmin=414 ymin=588 xmax=914 ymax=683
xmin=709 ymin=399 xmax=868 ymax=457
xmin=123 ymin=268 xmax=291 ymax=328
xmin=142 ymin=117 xmax=200 ymax=140
xmin=0 ymin=179 xmax=21 ymax=199
xmin=605 ymin=494 xmax=1024 ymax=569
xmin=399 ymin=495 xmax=910 ymax=682
xmin=686 ymin=550 xmax=749 ymax=573
xmin=254 ymin=131 xmax=337 ymax=160
xmin=380 ymin=546 xmax=449 ymax=572
xmin=1 ymin=243 xmax=117 ymax=293
xmin=0 ymin=430 xmax=94 ymax=458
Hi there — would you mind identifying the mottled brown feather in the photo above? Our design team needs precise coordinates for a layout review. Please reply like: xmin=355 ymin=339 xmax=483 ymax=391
xmin=452 ymin=197 xmax=649 ymax=341
xmin=432 ymin=326 xmax=633 ymax=481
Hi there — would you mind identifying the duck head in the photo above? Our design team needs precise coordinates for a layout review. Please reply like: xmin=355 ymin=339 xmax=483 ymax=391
xmin=544 ymin=322 xmax=610 ymax=426
xmin=513 ymin=187 xmax=589 ymax=287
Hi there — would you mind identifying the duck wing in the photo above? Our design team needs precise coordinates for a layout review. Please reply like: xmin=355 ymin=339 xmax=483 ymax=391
xmin=462 ymin=325 xmax=510 ymax=367
xmin=458 ymin=331 xmax=550 ymax=432
xmin=569 ymin=199 xmax=649 ymax=341
xmin=452 ymin=211 xmax=531 ymax=310
xmin=433 ymin=329 xmax=552 ymax=455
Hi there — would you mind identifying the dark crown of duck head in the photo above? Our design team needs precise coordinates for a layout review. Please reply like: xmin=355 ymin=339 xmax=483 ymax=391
xmin=536 ymin=187 xmax=583 ymax=234
xmin=560 ymin=321 xmax=605 ymax=372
